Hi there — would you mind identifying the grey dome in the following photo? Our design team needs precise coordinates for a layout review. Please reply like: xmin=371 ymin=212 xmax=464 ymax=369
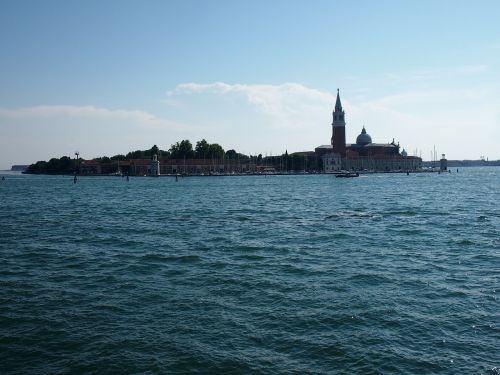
xmin=356 ymin=127 xmax=372 ymax=146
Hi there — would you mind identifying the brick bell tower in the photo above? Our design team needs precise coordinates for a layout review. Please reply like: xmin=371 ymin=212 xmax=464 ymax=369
xmin=331 ymin=89 xmax=346 ymax=157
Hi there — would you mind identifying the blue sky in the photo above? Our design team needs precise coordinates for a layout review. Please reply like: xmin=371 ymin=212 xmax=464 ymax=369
xmin=1 ymin=0 xmax=500 ymax=168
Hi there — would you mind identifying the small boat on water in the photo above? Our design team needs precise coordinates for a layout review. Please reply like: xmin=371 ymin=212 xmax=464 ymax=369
xmin=335 ymin=171 xmax=359 ymax=178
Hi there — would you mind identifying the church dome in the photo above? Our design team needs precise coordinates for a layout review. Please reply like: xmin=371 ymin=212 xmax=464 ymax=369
xmin=356 ymin=126 xmax=372 ymax=146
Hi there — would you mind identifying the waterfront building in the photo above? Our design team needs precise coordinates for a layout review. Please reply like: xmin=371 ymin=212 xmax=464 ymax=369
xmin=316 ymin=90 xmax=422 ymax=172
xmin=322 ymin=153 xmax=342 ymax=173
xmin=80 ymin=158 xmax=257 ymax=176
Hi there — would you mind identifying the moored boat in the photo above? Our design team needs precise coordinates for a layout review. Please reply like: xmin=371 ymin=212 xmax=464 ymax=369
xmin=335 ymin=171 xmax=359 ymax=178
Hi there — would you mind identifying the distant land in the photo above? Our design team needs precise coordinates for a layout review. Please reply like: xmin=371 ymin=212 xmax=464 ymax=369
xmin=16 ymin=155 xmax=500 ymax=176
xmin=11 ymin=159 xmax=500 ymax=172
xmin=14 ymin=160 xmax=500 ymax=172
xmin=10 ymin=135 xmax=500 ymax=176
xmin=421 ymin=160 xmax=500 ymax=168
xmin=10 ymin=165 xmax=28 ymax=171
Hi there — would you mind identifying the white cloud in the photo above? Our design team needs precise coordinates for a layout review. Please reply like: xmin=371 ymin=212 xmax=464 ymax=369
xmin=168 ymin=82 xmax=335 ymax=129
xmin=166 ymin=80 xmax=500 ymax=160
xmin=164 ymin=82 xmax=342 ymax=156
xmin=0 ymin=105 xmax=184 ymax=130
xmin=2 ymin=76 xmax=499 ymax=170
xmin=348 ymin=85 xmax=500 ymax=159
xmin=0 ymin=105 xmax=191 ymax=168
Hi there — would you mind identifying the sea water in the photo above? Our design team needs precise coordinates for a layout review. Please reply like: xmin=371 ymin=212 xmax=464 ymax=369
xmin=0 ymin=168 xmax=498 ymax=374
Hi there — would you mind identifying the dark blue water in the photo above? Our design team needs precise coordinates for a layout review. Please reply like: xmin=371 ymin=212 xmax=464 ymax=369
xmin=1 ymin=169 xmax=499 ymax=374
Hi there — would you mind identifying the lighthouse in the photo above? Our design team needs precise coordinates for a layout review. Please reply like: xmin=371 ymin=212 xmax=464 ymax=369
xmin=151 ymin=154 xmax=160 ymax=176
xmin=331 ymin=89 xmax=346 ymax=157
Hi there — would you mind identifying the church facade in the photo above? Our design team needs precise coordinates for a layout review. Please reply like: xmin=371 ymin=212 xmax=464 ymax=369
xmin=315 ymin=90 xmax=422 ymax=172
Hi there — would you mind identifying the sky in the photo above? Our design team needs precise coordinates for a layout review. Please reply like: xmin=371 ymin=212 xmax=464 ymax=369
xmin=1 ymin=0 xmax=500 ymax=169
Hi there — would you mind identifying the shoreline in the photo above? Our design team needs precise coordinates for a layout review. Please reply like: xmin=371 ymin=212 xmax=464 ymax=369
xmin=16 ymin=169 xmax=461 ymax=177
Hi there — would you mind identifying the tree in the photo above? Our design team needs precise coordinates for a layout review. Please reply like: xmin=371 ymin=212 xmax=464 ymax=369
xmin=126 ymin=150 xmax=147 ymax=159
xmin=207 ymin=143 xmax=224 ymax=159
xmin=195 ymin=139 xmax=210 ymax=159
xmin=25 ymin=156 xmax=77 ymax=174
xmin=170 ymin=139 xmax=194 ymax=159
xmin=94 ymin=156 xmax=111 ymax=163
xmin=126 ymin=148 xmax=169 ymax=160
xmin=225 ymin=149 xmax=237 ymax=159
xmin=160 ymin=150 xmax=171 ymax=160
xmin=150 ymin=144 xmax=159 ymax=158
xmin=169 ymin=142 xmax=180 ymax=158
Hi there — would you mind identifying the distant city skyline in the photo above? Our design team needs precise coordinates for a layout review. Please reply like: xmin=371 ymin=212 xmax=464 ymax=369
xmin=1 ymin=0 xmax=500 ymax=169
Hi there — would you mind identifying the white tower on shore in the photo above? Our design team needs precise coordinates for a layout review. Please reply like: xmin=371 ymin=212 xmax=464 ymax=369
xmin=151 ymin=154 xmax=160 ymax=176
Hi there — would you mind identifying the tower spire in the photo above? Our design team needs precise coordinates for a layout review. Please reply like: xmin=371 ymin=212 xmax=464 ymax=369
xmin=335 ymin=89 xmax=342 ymax=111
xmin=331 ymin=88 xmax=346 ymax=157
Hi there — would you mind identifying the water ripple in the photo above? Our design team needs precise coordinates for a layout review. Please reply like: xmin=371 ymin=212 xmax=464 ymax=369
xmin=1 ymin=169 xmax=499 ymax=374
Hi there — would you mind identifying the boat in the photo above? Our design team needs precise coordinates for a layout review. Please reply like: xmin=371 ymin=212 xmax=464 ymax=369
xmin=335 ymin=171 xmax=359 ymax=178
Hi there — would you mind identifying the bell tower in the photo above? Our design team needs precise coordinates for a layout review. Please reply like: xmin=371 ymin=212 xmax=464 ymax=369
xmin=331 ymin=89 xmax=346 ymax=157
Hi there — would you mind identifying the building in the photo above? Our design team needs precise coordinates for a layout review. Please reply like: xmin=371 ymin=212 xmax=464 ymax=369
xmin=331 ymin=89 xmax=346 ymax=157
xmin=316 ymin=90 xmax=422 ymax=172
xmin=79 ymin=157 xmax=257 ymax=176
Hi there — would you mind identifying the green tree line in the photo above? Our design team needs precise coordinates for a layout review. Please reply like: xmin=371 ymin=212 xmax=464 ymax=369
xmin=25 ymin=139 xmax=251 ymax=174
xmin=26 ymin=156 xmax=78 ymax=174
xmin=25 ymin=139 xmax=322 ymax=174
